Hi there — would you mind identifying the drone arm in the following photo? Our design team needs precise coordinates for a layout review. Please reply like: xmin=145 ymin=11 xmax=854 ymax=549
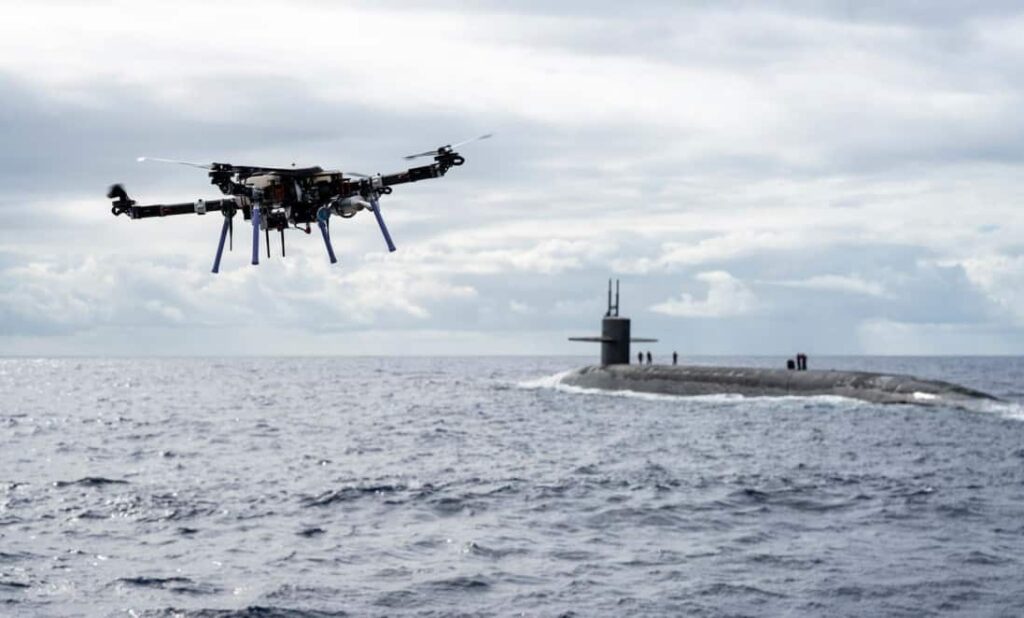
xmin=379 ymin=164 xmax=442 ymax=188
xmin=378 ymin=152 xmax=465 ymax=189
xmin=116 ymin=198 xmax=242 ymax=219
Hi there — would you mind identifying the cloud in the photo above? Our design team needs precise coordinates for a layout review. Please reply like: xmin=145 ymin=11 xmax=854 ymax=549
xmin=613 ymin=230 xmax=811 ymax=274
xmin=761 ymin=274 xmax=886 ymax=297
xmin=856 ymin=318 xmax=1024 ymax=355
xmin=508 ymin=300 xmax=531 ymax=314
xmin=2 ymin=2 xmax=1024 ymax=353
xmin=0 ymin=254 xmax=479 ymax=337
xmin=650 ymin=271 xmax=758 ymax=318
xmin=955 ymin=254 xmax=1024 ymax=325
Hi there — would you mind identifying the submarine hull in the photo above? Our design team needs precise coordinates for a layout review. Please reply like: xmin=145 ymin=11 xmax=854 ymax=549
xmin=561 ymin=364 xmax=998 ymax=406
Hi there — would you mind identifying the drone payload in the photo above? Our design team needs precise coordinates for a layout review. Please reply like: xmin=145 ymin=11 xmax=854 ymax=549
xmin=107 ymin=134 xmax=491 ymax=273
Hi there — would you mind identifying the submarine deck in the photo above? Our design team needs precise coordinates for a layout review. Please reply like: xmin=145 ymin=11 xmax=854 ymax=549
xmin=561 ymin=364 xmax=997 ymax=406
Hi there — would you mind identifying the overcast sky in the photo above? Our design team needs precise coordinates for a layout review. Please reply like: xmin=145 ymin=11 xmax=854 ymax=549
xmin=2 ymin=1 xmax=1024 ymax=356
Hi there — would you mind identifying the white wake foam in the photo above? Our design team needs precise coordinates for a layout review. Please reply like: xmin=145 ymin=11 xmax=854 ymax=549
xmin=516 ymin=371 xmax=861 ymax=406
xmin=967 ymin=399 xmax=1024 ymax=422
xmin=517 ymin=372 xmax=1024 ymax=416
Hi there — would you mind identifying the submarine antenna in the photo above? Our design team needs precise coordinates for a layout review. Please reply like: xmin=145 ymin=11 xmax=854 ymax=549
xmin=614 ymin=279 xmax=620 ymax=317
xmin=606 ymin=279 xmax=613 ymax=317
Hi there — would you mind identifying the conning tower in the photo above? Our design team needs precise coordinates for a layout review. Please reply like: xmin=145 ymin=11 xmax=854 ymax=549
xmin=569 ymin=279 xmax=657 ymax=365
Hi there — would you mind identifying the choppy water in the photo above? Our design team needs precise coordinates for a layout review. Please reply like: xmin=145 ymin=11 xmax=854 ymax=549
xmin=1 ymin=356 xmax=1023 ymax=617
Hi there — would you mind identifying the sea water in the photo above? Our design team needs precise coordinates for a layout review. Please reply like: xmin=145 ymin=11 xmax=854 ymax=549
xmin=1 ymin=356 xmax=1022 ymax=616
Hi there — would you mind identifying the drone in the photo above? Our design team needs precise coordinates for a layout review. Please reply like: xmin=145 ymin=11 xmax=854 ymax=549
xmin=107 ymin=134 xmax=491 ymax=273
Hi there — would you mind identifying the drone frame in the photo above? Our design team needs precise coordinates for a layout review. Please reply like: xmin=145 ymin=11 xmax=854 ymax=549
xmin=108 ymin=141 xmax=477 ymax=273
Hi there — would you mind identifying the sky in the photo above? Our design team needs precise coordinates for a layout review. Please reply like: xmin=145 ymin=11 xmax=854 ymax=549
xmin=2 ymin=0 xmax=1024 ymax=356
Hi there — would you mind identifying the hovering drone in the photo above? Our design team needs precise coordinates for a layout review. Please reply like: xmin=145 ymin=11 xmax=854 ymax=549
xmin=107 ymin=134 xmax=491 ymax=273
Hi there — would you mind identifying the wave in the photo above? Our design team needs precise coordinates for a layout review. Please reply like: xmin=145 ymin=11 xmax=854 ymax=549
xmin=53 ymin=476 xmax=129 ymax=488
xmin=115 ymin=576 xmax=221 ymax=596
xmin=300 ymin=483 xmax=413 ymax=508
xmin=969 ymin=399 xmax=1024 ymax=422
xmin=0 ymin=580 xmax=30 ymax=590
xmin=144 ymin=607 xmax=350 ymax=617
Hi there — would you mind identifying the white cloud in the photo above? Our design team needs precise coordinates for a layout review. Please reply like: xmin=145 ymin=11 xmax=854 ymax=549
xmin=956 ymin=254 xmax=1024 ymax=325
xmin=650 ymin=271 xmax=758 ymax=318
xmin=856 ymin=318 xmax=1023 ymax=355
xmin=761 ymin=274 xmax=886 ymax=297
xmin=612 ymin=229 xmax=811 ymax=274
xmin=0 ymin=254 xmax=479 ymax=336
xmin=508 ymin=300 xmax=531 ymax=314
xmin=3 ymin=2 xmax=1024 ymax=352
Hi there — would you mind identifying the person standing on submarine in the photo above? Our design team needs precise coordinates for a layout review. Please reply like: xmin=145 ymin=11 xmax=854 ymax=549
xmin=646 ymin=351 xmax=652 ymax=365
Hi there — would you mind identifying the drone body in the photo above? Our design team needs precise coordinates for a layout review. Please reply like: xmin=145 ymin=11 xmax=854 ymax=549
xmin=107 ymin=135 xmax=490 ymax=273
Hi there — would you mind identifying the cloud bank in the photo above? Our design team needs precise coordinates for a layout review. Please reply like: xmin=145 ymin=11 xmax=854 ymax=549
xmin=1 ymin=1 xmax=1024 ymax=355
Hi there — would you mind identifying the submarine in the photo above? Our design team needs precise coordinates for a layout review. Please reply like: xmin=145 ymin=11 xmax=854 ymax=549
xmin=564 ymin=280 xmax=998 ymax=407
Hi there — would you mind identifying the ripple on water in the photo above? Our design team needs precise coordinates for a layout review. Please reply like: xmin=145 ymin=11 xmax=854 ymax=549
xmin=143 ymin=607 xmax=351 ymax=617
xmin=1 ymin=356 xmax=1023 ymax=616
xmin=115 ymin=576 xmax=222 ymax=596
xmin=52 ymin=476 xmax=128 ymax=488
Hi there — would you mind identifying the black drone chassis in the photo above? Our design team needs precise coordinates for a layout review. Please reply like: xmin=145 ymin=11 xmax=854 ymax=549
xmin=107 ymin=145 xmax=469 ymax=273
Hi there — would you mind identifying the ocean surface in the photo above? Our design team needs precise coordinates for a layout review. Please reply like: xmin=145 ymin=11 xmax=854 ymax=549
xmin=1 ymin=356 xmax=1023 ymax=617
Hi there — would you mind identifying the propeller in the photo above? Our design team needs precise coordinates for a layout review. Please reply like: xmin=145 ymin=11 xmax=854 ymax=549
xmin=138 ymin=157 xmax=323 ymax=176
xmin=403 ymin=133 xmax=493 ymax=160
xmin=137 ymin=156 xmax=212 ymax=170
xmin=451 ymin=133 xmax=495 ymax=149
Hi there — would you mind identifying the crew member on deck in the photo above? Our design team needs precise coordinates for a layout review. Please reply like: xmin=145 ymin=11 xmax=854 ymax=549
xmin=673 ymin=351 xmax=678 ymax=365
xmin=638 ymin=352 xmax=643 ymax=365
xmin=646 ymin=351 xmax=652 ymax=365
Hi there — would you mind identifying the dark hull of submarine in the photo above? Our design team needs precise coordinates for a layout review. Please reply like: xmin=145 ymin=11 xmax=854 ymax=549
xmin=568 ymin=280 xmax=998 ymax=406
xmin=561 ymin=364 xmax=998 ymax=406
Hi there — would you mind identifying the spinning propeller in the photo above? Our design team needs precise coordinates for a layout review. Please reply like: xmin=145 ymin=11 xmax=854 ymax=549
xmin=136 ymin=156 xmax=212 ymax=170
xmin=403 ymin=133 xmax=494 ymax=160
xmin=138 ymin=157 xmax=322 ymax=176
